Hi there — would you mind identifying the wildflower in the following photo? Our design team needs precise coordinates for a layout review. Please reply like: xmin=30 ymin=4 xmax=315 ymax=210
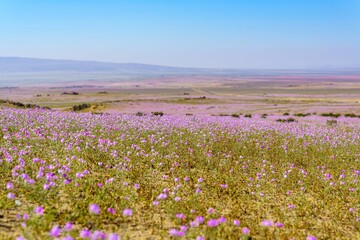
xmin=242 ymin=227 xmax=250 ymax=234
xmin=153 ymin=201 xmax=159 ymax=206
xmin=34 ymin=206 xmax=44 ymax=215
xmin=207 ymin=219 xmax=219 ymax=227
xmin=108 ymin=233 xmax=120 ymax=240
xmin=92 ymin=230 xmax=106 ymax=239
xmin=196 ymin=236 xmax=205 ymax=240
xmin=174 ymin=196 xmax=181 ymax=202
xmin=288 ymin=204 xmax=296 ymax=209
xmin=157 ymin=193 xmax=167 ymax=199
xmin=306 ymin=236 xmax=317 ymax=240
xmin=122 ymin=208 xmax=133 ymax=216
xmin=6 ymin=182 xmax=13 ymax=189
xmin=7 ymin=192 xmax=15 ymax=199
xmin=49 ymin=225 xmax=61 ymax=237
xmin=176 ymin=213 xmax=186 ymax=219
xmin=217 ymin=216 xmax=227 ymax=223
xmin=89 ymin=203 xmax=100 ymax=214
xmin=62 ymin=237 xmax=74 ymax=240
xmin=261 ymin=219 xmax=273 ymax=227
xmin=169 ymin=229 xmax=185 ymax=237
xmin=79 ymin=229 xmax=92 ymax=238
xmin=195 ymin=216 xmax=204 ymax=223
xmin=275 ymin=222 xmax=284 ymax=228
xmin=64 ymin=222 xmax=73 ymax=231
xmin=108 ymin=208 xmax=116 ymax=214
xmin=233 ymin=219 xmax=241 ymax=226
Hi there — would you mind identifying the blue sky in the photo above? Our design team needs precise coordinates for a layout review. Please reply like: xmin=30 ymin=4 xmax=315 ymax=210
xmin=0 ymin=0 xmax=359 ymax=68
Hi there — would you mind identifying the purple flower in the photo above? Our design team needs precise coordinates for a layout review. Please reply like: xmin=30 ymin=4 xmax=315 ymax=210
xmin=207 ymin=219 xmax=219 ymax=227
xmin=89 ymin=203 xmax=100 ymax=214
xmin=79 ymin=229 xmax=92 ymax=238
xmin=34 ymin=206 xmax=44 ymax=216
xmin=122 ymin=208 xmax=133 ymax=216
xmin=233 ymin=219 xmax=240 ymax=226
xmin=49 ymin=225 xmax=61 ymax=237
xmin=62 ymin=237 xmax=74 ymax=240
xmin=64 ymin=222 xmax=73 ymax=231
xmin=242 ymin=227 xmax=250 ymax=234
xmin=174 ymin=196 xmax=181 ymax=202
xmin=180 ymin=225 xmax=188 ymax=232
xmin=195 ymin=216 xmax=204 ymax=223
xmin=16 ymin=237 xmax=26 ymax=240
xmin=91 ymin=230 xmax=106 ymax=239
xmin=169 ymin=229 xmax=185 ymax=237
xmin=196 ymin=236 xmax=205 ymax=240
xmin=6 ymin=182 xmax=13 ymax=189
xmin=176 ymin=213 xmax=186 ymax=219
xmin=108 ymin=208 xmax=116 ymax=214
xmin=157 ymin=193 xmax=167 ymax=199
xmin=217 ymin=216 xmax=227 ymax=223
xmin=7 ymin=192 xmax=15 ymax=199
xmin=260 ymin=219 xmax=273 ymax=227
xmin=288 ymin=204 xmax=296 ymax=209
xmin=306 ymin=236 xmax=317 ymax=240
xmin=275 ymin=222 xmax=284 ymax=228
xmin=108 ymin=233 xmax=120 ymax=240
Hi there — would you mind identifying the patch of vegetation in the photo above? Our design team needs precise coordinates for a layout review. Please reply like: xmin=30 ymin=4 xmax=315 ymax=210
xmin=283 ymin=112 xmax=290 ymax=116
xmin=320 ymin=113 xmax=341 ymax=118
xmin=151 ymin=111 xmax=164 ymax=116
xmin=326 ymin=120 xmax=338 ymax=126
xmin=244 ymin=114 xmax=252 ymax=118
xmin=136 ymin=112 xmax=145 ymax=116
xmin=0 ymin=99 xmax=50 ymax=110
xmin=61 ymin=91 xmax=79 ymax=95
xmin=294 ymin=113 xmax=311 ymax=117
xmin=71 ymin=103 xmax=91 ymax=111
xmin=276 ymin=117 xmax=297 ymax=123
xmin=344 ymin=113 xmax=360 ymax=118
xmin=231 ymin=113 xmax=240 ymax=118
xmin=261 ymin=114 xmax=268 ymax=119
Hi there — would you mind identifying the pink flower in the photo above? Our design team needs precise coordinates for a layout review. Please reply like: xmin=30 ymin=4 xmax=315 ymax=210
xmin=108 ymin=233 xmax=120 ymax=240
xmin=233 ymin=219 xmax=240 ymax=226
xmin=79 ymin=229 xmax=91 ymax=238
xmin=122 ymin=208 xmax=133 ymax=216
xmin=242 ymin=227 xmax=250 ymax=234
xmin=34 ymin=206 xmax=44 ymax=216
xmin=7 ymin=192 xmax=15 ymax=199
xmin=108 ymin=208 xmax=116 ymax=214
xmin=176 ymin=213 xmax=186 ymax=219
xmin=89 ymin=203 xmax=100 ymax=214
xmin=306 ymin=236 xmax=317 ymax=240
xmin=64 ymin=222 xmax=73 ymax=231
xmin=207 ymin=219 xmax=219 ymax=227
xmin=169 ymin=229 xmax=185 ymax=237
xmin=275 ymin=222 xmax=284 ymax=228
xmin=261 ymin=219 xmax=273 ymax=227
xmin=49 ymin=225 xmax=61 ymax=237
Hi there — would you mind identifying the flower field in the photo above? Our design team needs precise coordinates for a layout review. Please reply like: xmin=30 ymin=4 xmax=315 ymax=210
xmin=0 ymin=108 xmax=359 ymax=239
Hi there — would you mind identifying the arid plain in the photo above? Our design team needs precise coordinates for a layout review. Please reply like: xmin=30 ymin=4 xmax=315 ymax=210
xmin=1 ymin=74 xmax=360 ymax=116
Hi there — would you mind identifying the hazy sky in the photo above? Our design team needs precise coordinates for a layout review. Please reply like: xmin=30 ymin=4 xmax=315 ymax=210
xmin=1 ymin=0 xmax=360 ymax=68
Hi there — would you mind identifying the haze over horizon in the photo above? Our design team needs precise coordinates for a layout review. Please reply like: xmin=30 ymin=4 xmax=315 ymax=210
xmin=1 ymin=1 xmax=360 ymax=69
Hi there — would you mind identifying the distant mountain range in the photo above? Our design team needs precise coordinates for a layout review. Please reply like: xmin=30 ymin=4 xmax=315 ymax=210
xmin=1 ymin=57 xmax=360 ymax=75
